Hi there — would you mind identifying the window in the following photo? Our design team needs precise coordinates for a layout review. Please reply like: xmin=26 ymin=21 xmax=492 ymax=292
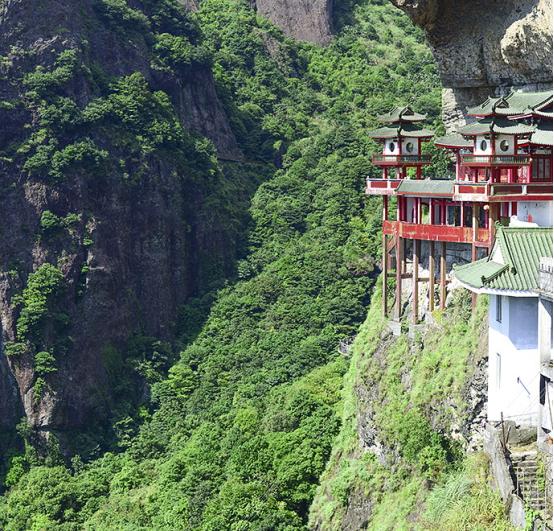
xmin=480 ymin=139 xmax=488 ymax=151
xmin=447 ymin=205 xmax=460 ymax=226
xmin=421 ymin=203 xmax=429 ymax=223
xmin=388 ymin=142 xmax=396 ymax=152
xmin=499 ymin=139 xmax=509 ymax=152
xmin=406 ymin=142 xmax=414 ymax=153
xmin=496 ymin=295 xmax=502 ymax=323
xmin=463 ymin=203 xmax=473 ymax=228
xmin=496 ymin=353 xmax=502 ymax=388
xmin=540 ymin=375 xmax=550 ymax=406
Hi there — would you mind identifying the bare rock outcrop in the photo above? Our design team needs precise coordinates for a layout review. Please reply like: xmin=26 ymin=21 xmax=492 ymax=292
xmin=252 ymin=0 xmax=334 ymax=44
xmin=391 ymin=0 xmax=553 ymax=129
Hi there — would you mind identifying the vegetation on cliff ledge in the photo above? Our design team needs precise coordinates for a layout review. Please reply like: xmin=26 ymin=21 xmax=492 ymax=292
xmin=310 ymin=287 xmax=512 ymax=530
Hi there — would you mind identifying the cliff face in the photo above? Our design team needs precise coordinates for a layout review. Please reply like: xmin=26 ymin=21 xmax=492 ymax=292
xmin=250 ymin=0 xmax=552 ymax=112
xmin=0 ymin=0 xmax=249 ymax=449
xmin=252 ymin=0 xmax=334 ymax=44
xmin=309 ymin=292 xmax=490 ymax=529
xmin=391 ymin=0 xmax=553 ymax=128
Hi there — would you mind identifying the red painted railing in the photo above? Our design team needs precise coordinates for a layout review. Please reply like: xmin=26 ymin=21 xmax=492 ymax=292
xmin=365 ymin=178 xmax=402 ymax=195
xmin=372 ymin=154 xmax=431 ymax=166
xmin=490 ymin=182 xmax=553 ymax=198
xmin=383 ymin=220 xmax=490 ymax=244
xmin=461 ymin=154 xmax=531 ymax=167
xmin=452 ymin=180 xmax=552 ymax=200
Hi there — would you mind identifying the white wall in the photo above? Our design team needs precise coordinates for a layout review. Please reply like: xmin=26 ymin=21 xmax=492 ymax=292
xmin=488 ymin=295 xmax=540 ymax=426
xmin=473 ymin=135 xmax=515 ymax=155
xmin=538 ymin=298 xmax=553 ymax=431
xmin=400 ymin=137 xmax=419 ymax=156
xmin=384 ymin=139 xmax=399 ymax=155
xmin=475 ymin=135 xmax=492 ymax=155
xmin=494 ymin=134 xmax=515 ymax=156
xmin=516 ymin=201 xmax=553 ymax=227
xmin=538 ymin=298 xmax=553 ymax=365
xmin=509 ymin=297 xmax=538 ymax=348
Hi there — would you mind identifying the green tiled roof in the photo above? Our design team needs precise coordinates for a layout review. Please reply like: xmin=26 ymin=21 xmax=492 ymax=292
xmin=532 ymin=110 xmax=553 ymax=119
xmin=458 ymin=116 xmax=535 ymax=136
xmin=378 ymin=106 xmax=427 ymax=123
xmin=467 ymin=90 xmax=553 ymax=116
xmin=506 ymin=90 xmax=552 ymax=113
xmin=467 ymin=97 xmax=508 ymax=116
xmin=434 ymin=134 xmax=473 ymax=148
xmin=453 ymin=227 xmax=553 ymax=292
xmin=397 ymin=179 xmax=453 ymax=196
xmin=528 ymin=121 xmax=553 ymax=146
xmin=368 ymin=122 xmax=434 ymax=139
xmin=454 ymin=259 xmax=508 ymax=288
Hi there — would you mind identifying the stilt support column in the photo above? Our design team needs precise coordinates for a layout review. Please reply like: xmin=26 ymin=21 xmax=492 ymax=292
xmin=428 ymin=241 xmax=435 ymax=313
xmin=382 ymin=233 xmax=388 ymax=317
xmin=440 ymin=242 xmax=447 ymax=310
xmin=395 ymin=236 xmax=403 ymax=320
xmin=412 ymin=239 xmax=420 ymax=324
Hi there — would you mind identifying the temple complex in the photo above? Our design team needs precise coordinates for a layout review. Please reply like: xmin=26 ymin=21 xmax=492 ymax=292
xmin=366 ymin=90 xmax=553 ymax=324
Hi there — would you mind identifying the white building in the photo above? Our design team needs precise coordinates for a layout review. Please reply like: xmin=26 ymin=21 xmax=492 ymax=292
xmin=537 ymin=258 xmax=553 ymax=437
xmin=453 ymin=227 xmax=553 ymax=427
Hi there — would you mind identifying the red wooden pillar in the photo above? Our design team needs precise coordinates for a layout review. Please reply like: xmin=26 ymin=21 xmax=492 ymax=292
xmin=383 ymin=195 xmax=388 ymax=221
xmin=471 ymin=204 xmax=478 ymax=309
xmin=428 ymin=241 xmax=435 ymax=313
xmin=382 ymin=233 xmax=388 ymax=317
xmin=440 ymin=242 xmax=447 ymax=310
xmin=395 ymin=236 xmax=403 ymax=320
xmin=412 ymin=239 xmax=420 ymax=324
xmin=417 ymin=138 xmax=422 ymax=179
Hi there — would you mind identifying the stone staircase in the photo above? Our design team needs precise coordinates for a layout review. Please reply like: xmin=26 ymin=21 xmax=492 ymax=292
xmin=510 ymin=451 xmax=547 ymax=513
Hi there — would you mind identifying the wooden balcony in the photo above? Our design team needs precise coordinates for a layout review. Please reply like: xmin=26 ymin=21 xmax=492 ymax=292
xmin=490 ymin=182 xmax=553 ymax=200
xmin=453 ymin=181 xmax=553 ymax=201
xmin=452 ymin=182 xmax=489 ymax=202
xmin=372 ymin=154 xmax=432 ymax=166
xmin=461 ymin=154 xmax=531 ymax=167
xmin=383 ymin=220 xmax=490 ymax=244
xmin=365 ymin=178 xmax=401 ymax=196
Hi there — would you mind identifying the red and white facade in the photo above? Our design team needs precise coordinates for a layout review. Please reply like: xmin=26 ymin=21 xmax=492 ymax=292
xmin=367 ymin=93 xmax=553 ymax=322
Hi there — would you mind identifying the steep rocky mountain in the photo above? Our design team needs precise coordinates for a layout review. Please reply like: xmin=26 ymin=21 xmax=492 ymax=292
xmin=0 ymin=0 xmax=254 ymax=451
xmin=0 ymin=1 xmax=446 ymax=527
xmin=0 ymin=0 xmax=549 ymax=528
xmin=391 ymin=0 xmax=553 ymax=128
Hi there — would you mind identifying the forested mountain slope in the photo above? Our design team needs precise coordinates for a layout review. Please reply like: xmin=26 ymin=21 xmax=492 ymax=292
xmin=0 ymin=0 xmax=447 ymax=528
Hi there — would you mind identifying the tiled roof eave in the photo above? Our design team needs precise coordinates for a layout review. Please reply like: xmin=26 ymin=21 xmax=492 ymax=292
xmin=457 ymin=283 xmax=539 ymax=297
